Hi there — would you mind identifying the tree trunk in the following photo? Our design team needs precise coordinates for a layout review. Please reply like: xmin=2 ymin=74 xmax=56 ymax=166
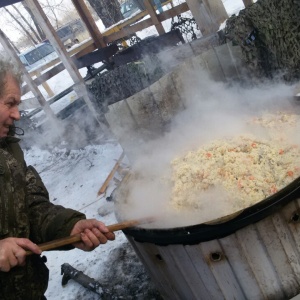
xmin=3 ymin=7 xmax=38 ymax=45
xmin=7 ymin=37 xmax=20 ymax=54
xmin=87 ymin=0 xmax=124 ymax=28
xmin=11 ymin=4 xmax=42 ymax=43
xmin=22 ymin=2 xmax=46 ymax=40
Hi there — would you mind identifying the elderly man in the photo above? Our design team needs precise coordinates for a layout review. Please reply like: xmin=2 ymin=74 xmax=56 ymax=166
xmin=0 ymin=58 xmax=115 ymax=299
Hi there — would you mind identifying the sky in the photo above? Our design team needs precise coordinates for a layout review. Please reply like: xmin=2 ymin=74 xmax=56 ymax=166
xmin=13 ymin=0 xmax=285 ymax=299
xmin=0 ymin=0 xmax=75 ymax=45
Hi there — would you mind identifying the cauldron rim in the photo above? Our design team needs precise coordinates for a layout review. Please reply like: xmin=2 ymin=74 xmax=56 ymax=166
xmin=122 ymin=176 xmax=300 ymax=245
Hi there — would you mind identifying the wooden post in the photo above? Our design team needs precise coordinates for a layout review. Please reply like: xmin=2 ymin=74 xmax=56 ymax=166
xmin=185 ymin=0 xmax=228 ymax=35
xmin=0 ymin=28 xmax=57 ymax=121
xmin=144 ymin=0 xmax=165 ymax=35
xmin=24 ymin=0 xmax=109 ymax=132
xmin=242 ymin=0 xmax=254 ymax=7
xmin=34 ymin=70 xmax=54 ymax=97
xmin=71 ymin=0 xmax=106 ymax=49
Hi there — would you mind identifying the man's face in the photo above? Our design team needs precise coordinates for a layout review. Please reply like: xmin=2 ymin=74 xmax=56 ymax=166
xmin=0 ymin=74 xmax=21 ymax=138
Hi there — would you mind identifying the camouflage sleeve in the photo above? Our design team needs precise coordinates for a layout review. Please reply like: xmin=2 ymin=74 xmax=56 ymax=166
xmin=25 ymin=165 xmax=86 ymax=245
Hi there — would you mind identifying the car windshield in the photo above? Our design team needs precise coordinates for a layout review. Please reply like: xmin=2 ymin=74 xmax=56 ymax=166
xmin=121 ymin=3 xmax=130 ymax=13
xmin=57 ymin=26 xmax=73 ymax=39
xmin=24 ymin=43 xmax=55 ymax=65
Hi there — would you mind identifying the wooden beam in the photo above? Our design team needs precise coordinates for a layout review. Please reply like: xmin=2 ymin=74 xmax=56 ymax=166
xmin=144 ymin=0 xmax=165 ymax=35
xmin=28 ymin=40 xmax=96 ymax=76
xmin=104 ymin=2 xmax=189 ymax=43
xmin=21 ymin=2 xmax=188 ymax=96
xmin=22 ymin=41 xmax=97 ymax=95
xmin=24 ymin=0 xmax=109 ymax=131
xmin=22 ymin=63 xmax=65 ymax=95
xmin=71 ymin=0 xmax=106 ymax=48
xmin=35 ymin=70 xmax=54 ymax=97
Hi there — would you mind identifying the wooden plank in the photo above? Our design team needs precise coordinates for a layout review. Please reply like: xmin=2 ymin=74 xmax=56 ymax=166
xmin=25 ymin=0 xmax=108 ymax=131
xmin=74 ymin=44 xmax=118 ymax=69
xmin=22 ymin=63 xmax=65 ymax=95
xmin=28 ymin=39 xmax=95 ymax=76
xmin=71 ymin=0 xmax=106 ymax=48
xmin=22 ymin=2 xmax=188 ymax=97
xmin=104 ymin=3 xmax=189 ymax=43
xmin=25 ymin=0 xmax=83 ymax=85
xmin=97 ymin=152 xmax=125 ymax=196
xmin=144 ymin=0 xmax=165 ymax=35
xmin=34 ymin=70 xmax=54 ymax=97
xmin=22 ymin=42 xmax=97 ymax=95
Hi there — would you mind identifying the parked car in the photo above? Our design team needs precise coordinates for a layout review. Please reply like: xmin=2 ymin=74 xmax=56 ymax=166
xmin=56 ymin=19 xmax=86 ymax=47
xmin=120 ymin=0 xmax=141 ymax=18
xmin=18 ymin=42 xmax=57 ymax=71
xmin=43 ymin=19 xmax=86 ymax=48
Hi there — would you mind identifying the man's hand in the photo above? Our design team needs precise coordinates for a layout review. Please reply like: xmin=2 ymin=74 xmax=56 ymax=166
xmin=0 ymin=238 xmax=42 ymax=272
xmin=70 ymin=219 xmax=115 ymax=251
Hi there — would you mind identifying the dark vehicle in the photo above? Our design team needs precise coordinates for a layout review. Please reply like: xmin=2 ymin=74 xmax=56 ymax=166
xmin=120 ymin=0 xmax=141 ymax=18
xmin=56 ymin=19 xmax=85 ymax=46
xmin=43 ymin=19 xmax=86 ymax=48
xmin=134 ymin=0 xmax=169 ymax=11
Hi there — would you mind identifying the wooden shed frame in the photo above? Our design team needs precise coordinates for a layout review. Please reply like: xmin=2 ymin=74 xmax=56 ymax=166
xmin=0 ymin=0 xmax=253 ymax=127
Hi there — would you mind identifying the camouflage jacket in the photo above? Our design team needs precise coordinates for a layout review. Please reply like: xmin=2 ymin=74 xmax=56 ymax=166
xmin=0 ymin=137 xmax=86 ymax=300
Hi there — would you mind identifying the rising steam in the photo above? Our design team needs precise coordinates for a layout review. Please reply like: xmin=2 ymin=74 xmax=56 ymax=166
xmin=115 ymin=67 xmax=300 ymax=229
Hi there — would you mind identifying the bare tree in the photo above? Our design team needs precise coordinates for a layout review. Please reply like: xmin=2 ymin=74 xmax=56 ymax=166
xmin=87 ymin=0 xmax=124 ymax=28
xmin=3 ymin=7 xmax=39 ymax=45
xmin=11 ymin=4 xmax=42 ymax=42
xmin=22 ymin=2 xmax=46 ymax=40
xmin=41 ymin=0 xmax=73 ymax=28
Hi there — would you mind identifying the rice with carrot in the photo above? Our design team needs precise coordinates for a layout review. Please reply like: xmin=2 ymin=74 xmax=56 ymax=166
xmin=170 ymin=112 xmax=300 ymax=211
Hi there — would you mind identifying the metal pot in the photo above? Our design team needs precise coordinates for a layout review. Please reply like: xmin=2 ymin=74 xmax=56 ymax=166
xmin=115 ymin=176 xmax=300 ymax=299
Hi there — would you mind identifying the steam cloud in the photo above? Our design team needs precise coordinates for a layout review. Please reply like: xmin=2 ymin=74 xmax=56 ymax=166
xmin=116 ymin=67 xmax=300 ymax=229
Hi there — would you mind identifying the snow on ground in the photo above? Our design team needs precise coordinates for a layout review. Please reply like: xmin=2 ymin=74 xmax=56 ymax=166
xmin=20 ymin=1 xmax=251 ymax=299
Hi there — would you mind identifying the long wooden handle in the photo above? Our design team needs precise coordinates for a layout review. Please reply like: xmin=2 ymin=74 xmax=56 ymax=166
xmin=26 ymin=218 xmax=153 ymax=256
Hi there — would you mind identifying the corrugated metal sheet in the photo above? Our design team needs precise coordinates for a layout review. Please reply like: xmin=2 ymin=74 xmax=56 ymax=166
xmin=126 ymin=198 xmax=300 ymax=299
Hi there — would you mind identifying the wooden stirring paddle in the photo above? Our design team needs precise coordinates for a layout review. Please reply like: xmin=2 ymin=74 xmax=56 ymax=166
xmin=25 ymin=218 xmax=154 ymax=256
